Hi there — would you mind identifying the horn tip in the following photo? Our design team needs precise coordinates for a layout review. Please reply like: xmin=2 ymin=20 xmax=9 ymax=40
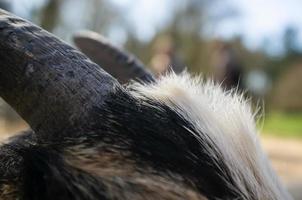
xmin=73 ymin=30 xmax=109 ymax=45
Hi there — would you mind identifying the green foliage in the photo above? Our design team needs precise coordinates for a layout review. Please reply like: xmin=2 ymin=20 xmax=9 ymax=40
xmin=39 ymin=0 xmax=61 ymax=31
xmin=271 ymin=62 xmax=302 ymax=111
xmin=262 ymin=112 xmax=302 ymax=138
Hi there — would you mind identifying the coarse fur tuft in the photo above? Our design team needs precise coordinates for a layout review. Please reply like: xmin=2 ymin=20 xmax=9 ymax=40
xmin=0 ymin=72 xmax=292 ymax=200
xmin=130 ymin=72 xmax=292 ymax=200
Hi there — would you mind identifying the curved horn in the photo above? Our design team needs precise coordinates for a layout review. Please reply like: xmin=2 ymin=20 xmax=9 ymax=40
xmin=0 ymin=9 xmax=120 ymax=141
xmin=73 ymin=31 xmax=155 ymax=84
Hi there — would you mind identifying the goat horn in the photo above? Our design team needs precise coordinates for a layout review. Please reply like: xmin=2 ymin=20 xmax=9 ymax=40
xmin=0 ymin=9 xmax=120 ymax=141
xmin=73 ymin=31 xmax=155 ymax=84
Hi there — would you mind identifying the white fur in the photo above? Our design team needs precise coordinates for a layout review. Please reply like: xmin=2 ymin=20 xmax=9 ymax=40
xmin=131 ymin=72 xmax=292 ymax=200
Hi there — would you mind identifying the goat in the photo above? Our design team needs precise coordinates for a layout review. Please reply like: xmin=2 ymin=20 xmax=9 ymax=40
xmin=0 ymin=9 xmax=292 ymax=200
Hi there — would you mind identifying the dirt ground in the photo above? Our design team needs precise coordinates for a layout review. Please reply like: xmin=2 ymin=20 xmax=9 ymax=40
xmin=0 ymin=122 xmax=302 ymax=199
xmin=262 ymin=136 xmax=302 ymax=200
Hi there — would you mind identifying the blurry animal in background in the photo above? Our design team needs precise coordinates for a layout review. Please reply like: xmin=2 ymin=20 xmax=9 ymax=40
xmin=212 ymin=41 xmax=243 ymax=90
xmin=0 ymin=9 xmax=292 ymax=200
xmin=149 ymin=36 xmax=185 ymax=76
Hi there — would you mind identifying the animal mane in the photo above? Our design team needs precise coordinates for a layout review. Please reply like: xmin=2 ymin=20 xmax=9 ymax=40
xmin=130 ymin=72 xmax=291 ymax=200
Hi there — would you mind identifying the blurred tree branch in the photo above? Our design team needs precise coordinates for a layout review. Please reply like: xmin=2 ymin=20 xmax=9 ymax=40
xmin=39 ymin=0 xmax=62 ymax=32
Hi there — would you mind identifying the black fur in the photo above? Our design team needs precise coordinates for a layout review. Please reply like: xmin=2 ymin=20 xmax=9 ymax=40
xmin=1 ymin=88 xmax=247 ymax=200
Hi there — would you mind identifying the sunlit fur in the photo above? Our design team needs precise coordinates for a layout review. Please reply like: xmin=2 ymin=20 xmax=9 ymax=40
xmin=0 ymin=73 xmax=293 ymax=200
xmin=130 ymin=72 xmax=292 ymax=200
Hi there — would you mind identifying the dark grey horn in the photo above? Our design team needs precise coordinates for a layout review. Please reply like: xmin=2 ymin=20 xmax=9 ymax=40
xmin=0 ymin=9 xmax=120 ymax=141
xmin=73 ymin=31 xmax=155 ymax=84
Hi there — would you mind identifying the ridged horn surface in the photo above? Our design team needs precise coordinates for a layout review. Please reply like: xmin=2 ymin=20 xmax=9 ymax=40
xmin=0 ymin=9 xmax=120 ymax=141
xmin=73 ymin=31 xmax=155 ymax=84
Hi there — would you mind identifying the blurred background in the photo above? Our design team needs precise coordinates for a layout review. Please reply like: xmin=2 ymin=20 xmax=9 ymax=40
xmin=0 ymin=0 xmax=301 ymax=198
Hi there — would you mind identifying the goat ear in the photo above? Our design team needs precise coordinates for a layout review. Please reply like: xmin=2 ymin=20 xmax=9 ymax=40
xmin=73 ymin=31 xmax=155 ymax=84
xmin=0 ymin=9 xmax=121 ymax=141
